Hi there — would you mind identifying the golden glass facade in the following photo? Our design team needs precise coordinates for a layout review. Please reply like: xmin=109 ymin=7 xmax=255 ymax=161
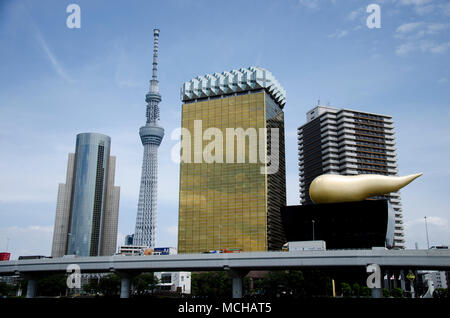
xmin=178 ymin=90 xmax=286 ymax=253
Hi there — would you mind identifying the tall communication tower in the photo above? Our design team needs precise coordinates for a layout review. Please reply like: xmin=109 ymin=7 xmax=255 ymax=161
xmin=134 ymin=29 xmax=164 ymax=247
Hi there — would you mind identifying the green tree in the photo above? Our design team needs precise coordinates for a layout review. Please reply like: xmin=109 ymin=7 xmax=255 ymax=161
xmin=433 ymin=288 xmax=448 ymax=298
xmin=0 ymin=281 xmax=15 ymax=297
xmin=302 ymin=270 xmax=331 ymax=297
xmin=352 ymin=283 xmax=361 ymax=297
xmin=382 ymin=288 xmax=390 ymax=298
xmin=258 ymin=271 xmax=288 ymax=297
xmin=360 ymin=286 xmax=371 ymax=297
xmin=37 ymin=274 xmax=67 ymax=296
xmin=191 ymin=272 xmax=231 ymax=298
xmin=256 ymin=270 xmax=333 ymax=298
xmin=340 ymin=282 xmax=352 ymax=297
xmin=285 ymin=270 xmax=305 ymax=296
xmin=132 ymin=272 xmax=159 ymax=295
xmin=391 ymin=288 xmax=403 ymax=298
xmin=83 ymin=279 xmax=100 ymax=295
xmin=98 ymin=274 xmax=120 ymax=297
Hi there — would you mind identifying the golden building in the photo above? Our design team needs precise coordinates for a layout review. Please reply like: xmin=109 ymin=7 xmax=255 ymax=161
xmin=178 ymin=67 xmax=286 ymax=253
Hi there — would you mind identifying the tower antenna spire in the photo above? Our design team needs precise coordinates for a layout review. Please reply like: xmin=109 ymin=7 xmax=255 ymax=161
xmin=152 ymin=28 xmax=159 ymax=81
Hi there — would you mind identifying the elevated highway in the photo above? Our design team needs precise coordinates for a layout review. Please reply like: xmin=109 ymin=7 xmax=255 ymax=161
xmin=1 ymin=249 xmax=449 ymax=298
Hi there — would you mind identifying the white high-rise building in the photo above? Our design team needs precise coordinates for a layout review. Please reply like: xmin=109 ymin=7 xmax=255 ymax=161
xmin=134 ymin=29 xmax=164 ymax=247
xmin=297 ymin=105 xmax=405 ymax=248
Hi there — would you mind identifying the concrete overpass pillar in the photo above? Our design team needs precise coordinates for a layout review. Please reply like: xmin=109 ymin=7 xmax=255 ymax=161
xmin=26 ymin=278 xmax=37 ymax=298
xmin=383 ymin=269 xmax=390 ymax=292
xmin=400 ymin=270 xmax=406 ymax=291
xmin=371 ymin=288 xmax=382 ymax=298
xmin=113 ymin=270 xmax=137 ymax=298
xmin=232 ymin=276 xmax=243 ymax=299
xmin=120 ymin=276 xmax=131 ymax=298
xmin=226 ymin=269 xmax=248 ymax=299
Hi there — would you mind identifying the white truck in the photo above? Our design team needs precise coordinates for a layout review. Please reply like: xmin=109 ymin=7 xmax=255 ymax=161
xmin=282 ymin=240 xmax=326 ymax=252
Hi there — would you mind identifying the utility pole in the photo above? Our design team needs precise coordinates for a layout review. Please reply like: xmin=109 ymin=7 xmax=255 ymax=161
xmin=424 ymin=216 xmax=430 ymax=249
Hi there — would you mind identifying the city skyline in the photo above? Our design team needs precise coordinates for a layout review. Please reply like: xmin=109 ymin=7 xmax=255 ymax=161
xmin=1 ymin=0 xmax=450 ymax=258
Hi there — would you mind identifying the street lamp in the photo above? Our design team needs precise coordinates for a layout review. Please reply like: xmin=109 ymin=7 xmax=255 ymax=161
xmin=312 ymin=220 xmax=315 ymax=241
xmin=218 ymin=224 xmax=222 ymax=251
xmin=424 ymin=216 xmax=430 ymax=249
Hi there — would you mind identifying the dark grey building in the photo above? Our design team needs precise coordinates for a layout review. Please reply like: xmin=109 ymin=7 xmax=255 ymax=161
xmin=125 ymin=234 xmax=134 ymax=245
xmin=282 ymin=200 xmax=395 ymax=249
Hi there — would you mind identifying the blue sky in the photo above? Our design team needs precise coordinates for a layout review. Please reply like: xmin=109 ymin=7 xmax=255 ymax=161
xmin=1 ymin=0 xmax=449 ymax=259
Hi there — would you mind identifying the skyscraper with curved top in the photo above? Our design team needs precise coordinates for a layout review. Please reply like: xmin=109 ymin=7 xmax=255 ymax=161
xmin=134 ymin=29 xmax=164 ymax=247
xmin=51 ymin=132 xmax=120 ymax=257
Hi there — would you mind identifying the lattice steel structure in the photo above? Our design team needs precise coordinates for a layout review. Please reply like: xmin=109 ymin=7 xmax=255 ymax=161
xmin=134 ymin=29 xmax=164 ymax=247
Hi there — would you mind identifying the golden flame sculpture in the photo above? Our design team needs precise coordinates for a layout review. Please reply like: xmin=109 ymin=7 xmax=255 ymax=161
xmin=309 ymin=173 xmax=422 ymax=204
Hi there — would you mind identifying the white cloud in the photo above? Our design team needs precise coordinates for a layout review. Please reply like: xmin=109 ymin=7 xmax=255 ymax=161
xmin=442 ymin=2 xmax=450 ymax=16
xmin=347 ymin=7 xmax=364 ymax=21
xmin=328 ymin=29 xmax=349 ymax=39
xmin=396 ymin=40 xmax=450 ymax=56
xmin=396 ymin=22 xmax=425 ymax=34
xmin=399 ymin=0 xmax=432 ymax=6
xmin=404 ymin=216 xmax=450 ymax=248
xmin=405 ymin=216 xmax=449 ymax=228
xmin=397 ymin=0 xmax=445 ymax=16
xmin=395 ymin=22 xmax=450 ymax=38
xmin=298 ymin=0 xmax=320 ymax=9
xmin=418 ymin=40 xmax=450 ymax=54
xmin=426 ymin=23 xmax=450 ymax=34
xmin=426 ymin=42 xmax=450 ymax=54
xmin=395 ymin=42 xmax=416 ymax=56
xmin=0 ymin=225 xmax=53 ymax=260
xmin=395 ymin=21 xmax=450 ymax=56
xmin=27 ymin=225 xmax=53 ymax=233
xmin=395 ymin=0 xmax=450 ymax=16
xmin=437 ymin=77 xmax=448 ymax=84
xmin=414 ymin=4 xmax=435 ymax=15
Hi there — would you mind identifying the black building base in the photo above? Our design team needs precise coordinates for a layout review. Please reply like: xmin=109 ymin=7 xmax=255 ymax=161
xmin=281 ymin=200 xmax=394 ymax=249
